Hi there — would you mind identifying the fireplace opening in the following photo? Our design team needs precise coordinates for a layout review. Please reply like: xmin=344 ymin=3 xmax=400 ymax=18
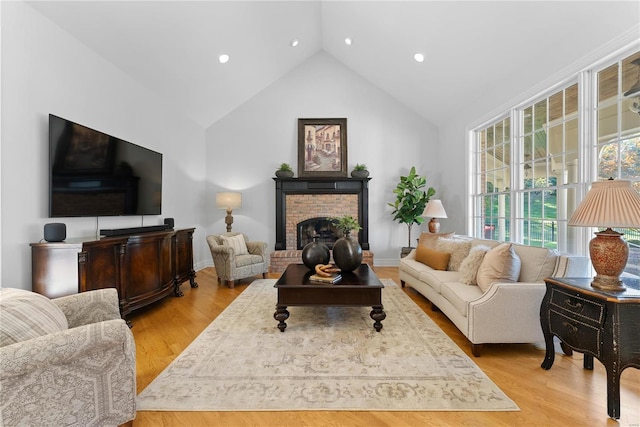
xmin=297 ymin=217 xmax=339 ymax=250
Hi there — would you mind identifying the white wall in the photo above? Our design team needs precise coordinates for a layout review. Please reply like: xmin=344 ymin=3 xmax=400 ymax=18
xmin=1 ymin=2 xmax=207 ymax=290
xmin=205 ymin=52 xmax=440 ymax=265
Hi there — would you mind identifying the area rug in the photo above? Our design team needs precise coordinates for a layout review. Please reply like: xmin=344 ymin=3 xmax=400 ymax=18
xmin=136 ymin=279 xmax=518 ymax=412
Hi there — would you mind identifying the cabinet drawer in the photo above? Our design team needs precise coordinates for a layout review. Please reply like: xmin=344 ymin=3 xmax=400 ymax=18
xmin=549 ymin=288 xmax=605 ymax=324
xmin=549 ymin=310 xmax=601 ymax=356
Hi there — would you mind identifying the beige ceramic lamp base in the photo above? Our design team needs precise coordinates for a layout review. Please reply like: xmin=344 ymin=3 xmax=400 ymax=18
xmin=589 ymin=228 xmax=628 ymax=292
xmin=428 ymin=218 xmax=440 ymax=233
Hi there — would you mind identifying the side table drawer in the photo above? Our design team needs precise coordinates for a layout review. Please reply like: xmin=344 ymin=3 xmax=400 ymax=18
xmin=549 ymin=288 xmax=605 ymax=324
xmin=549 ymin=309 xmax=601 ymax=356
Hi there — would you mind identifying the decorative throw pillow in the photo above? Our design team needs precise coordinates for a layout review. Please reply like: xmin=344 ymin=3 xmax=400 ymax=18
xmin=220 ymin=234 xmax=249 ymax=255
xmin=417 ymin=232 xmax=455 ymax=250
xmin=415 ymin=246 xmax=451 ymax=271
xmin=476 ymin=243 xmax=522 ymax=293
xmin=0 ymin=288 xmax=68 ymax=347
xmin=459 ymin=245 xmax=492 ymax=285
xmin=435 ymin=237 xmax=472 ymax=271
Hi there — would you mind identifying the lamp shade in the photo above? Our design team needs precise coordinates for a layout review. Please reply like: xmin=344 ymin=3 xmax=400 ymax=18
xmin=216 ymin=192 xmax=242 ymax=210
xmin=568 ymin=180 xmax=640 ymax=228
xmin=423 ymin=199 xmax=448 ymax=219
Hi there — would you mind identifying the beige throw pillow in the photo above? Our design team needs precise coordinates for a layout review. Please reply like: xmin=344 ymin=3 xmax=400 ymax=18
xmin=476 ymin=243 xmax=522 ymax=292
xmin=435 ymin=237 xmax=472 ymax=271
xmin=220 ymin=234 xmax=249 ymax=255
xmin=458 ymin=245 xmax=491 ymax=285
xmin=417 ymin=232 xmax=455 ymax=250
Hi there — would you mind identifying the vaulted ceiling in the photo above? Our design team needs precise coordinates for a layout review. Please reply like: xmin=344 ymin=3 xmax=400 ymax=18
xmin=26 ymin=1 xmax=640 ymax=128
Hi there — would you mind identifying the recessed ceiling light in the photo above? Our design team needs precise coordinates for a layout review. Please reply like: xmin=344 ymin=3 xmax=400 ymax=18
xmin=219 ymin=54 xmax=230 ymax=64
xmin=414 ymin=53 xmax=424 ymax=63
xmin=344 ymin=37 xmax=352 ymax=46
xmin=290 ymin=39 xmax=299 ymax=47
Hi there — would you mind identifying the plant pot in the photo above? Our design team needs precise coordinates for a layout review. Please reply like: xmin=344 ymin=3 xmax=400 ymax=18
xmin=351 ymin=170 xmax=369 ymax=178
xmin=301 ymin=236 xmax=330 ymax=270
xmin=275 ymin=170 xmax=294 ymax=178
xmin=332 ymin=232 xmax=363 ymax=272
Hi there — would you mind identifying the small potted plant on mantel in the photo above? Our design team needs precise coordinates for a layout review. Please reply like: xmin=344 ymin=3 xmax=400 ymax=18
xmin=351 ymin=163 xmax=370 ymax=178
xmin=275 ymin=163 xmax=294 ymax=178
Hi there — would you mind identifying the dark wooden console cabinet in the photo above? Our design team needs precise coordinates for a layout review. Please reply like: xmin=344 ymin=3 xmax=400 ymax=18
xmin=31 ymin=228 xmax=197 ymax=321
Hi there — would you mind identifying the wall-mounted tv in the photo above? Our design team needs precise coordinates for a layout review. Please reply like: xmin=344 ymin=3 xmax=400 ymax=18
xmin=49 ymin=114 xmax=162 ymax=217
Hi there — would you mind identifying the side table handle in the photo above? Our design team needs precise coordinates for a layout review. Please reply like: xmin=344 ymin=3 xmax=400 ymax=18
xmin=564 ymin=299 xmax=582 ymax=310
xmin=562 ymin=321 xmax=578 ymax=333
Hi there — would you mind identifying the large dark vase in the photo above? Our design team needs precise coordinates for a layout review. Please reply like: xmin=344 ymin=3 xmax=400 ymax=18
xmin=332 ymin=232 xmax=363 ymax=272
xmin=301 ymin=235 xmax=330 ymax=270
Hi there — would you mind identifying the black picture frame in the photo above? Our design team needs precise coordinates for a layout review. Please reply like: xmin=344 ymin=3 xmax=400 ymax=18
xmin=297 ymin=118 xmax=347 ymax=177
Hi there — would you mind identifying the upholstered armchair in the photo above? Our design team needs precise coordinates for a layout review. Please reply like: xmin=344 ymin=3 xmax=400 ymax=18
xmin=206 ymin=232 xmax=268 ymax=288
xmin=0 ymin=287 xmax=136 ymax=427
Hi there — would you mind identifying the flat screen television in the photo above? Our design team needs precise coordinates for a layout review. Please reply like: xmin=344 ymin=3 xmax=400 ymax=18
xmin=49 ymin=114 xmax=162 ymax=217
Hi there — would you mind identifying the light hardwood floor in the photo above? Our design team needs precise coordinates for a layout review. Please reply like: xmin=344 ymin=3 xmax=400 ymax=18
xmin=129 ymin=267 xmax=639 ymax=426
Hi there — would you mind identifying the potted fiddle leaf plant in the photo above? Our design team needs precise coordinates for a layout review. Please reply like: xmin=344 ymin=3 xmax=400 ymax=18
xmin=275 ymin=162 xmax=294 ymax=178
xmin=330 ymin=215 xmax=363 ymax=272
xmin=388 ymin=166 xmax=436 ymax=252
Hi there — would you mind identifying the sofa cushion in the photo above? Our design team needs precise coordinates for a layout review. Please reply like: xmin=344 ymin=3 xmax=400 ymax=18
xmin=440 ymin=281 xmax=484 ymax=317
xmin=512 ymin=244 xmax=559 ymax=282
xmin=417 ymin=232 xmax=455 ymax=250
xmin=476 ymin=243 xmax=522 ymax=292
xmin=0 ymin=288 xmax=68 ymax=347
xmin=436 ymin=237 xmax=472 ymax=271
xmin=415 ymin=246 xmax=450 ymax=270
xmin=418 ymin=270 xmax=461 ymax=294
xmin=459 ymin=245 xmax=491 ymax=285
xmin=220 ymin=234 xmax=249 ymax=255
xmin=399 ymin=258 xmax=429 ymax=279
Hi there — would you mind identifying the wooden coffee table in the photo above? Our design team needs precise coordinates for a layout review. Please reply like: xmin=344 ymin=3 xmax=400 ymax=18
xmin=273 ymin=263 xmax=386 ymax=332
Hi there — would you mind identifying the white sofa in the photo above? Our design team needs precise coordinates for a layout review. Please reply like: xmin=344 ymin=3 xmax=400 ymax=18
xmin=399 ymin=234 xmax=589 ymax=356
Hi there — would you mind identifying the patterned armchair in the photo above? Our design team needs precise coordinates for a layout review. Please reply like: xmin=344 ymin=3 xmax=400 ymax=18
xmin=0 ymin=287 xmax=136 ymax=427
xmin=206 ymin=232 xmax=268 ymax=288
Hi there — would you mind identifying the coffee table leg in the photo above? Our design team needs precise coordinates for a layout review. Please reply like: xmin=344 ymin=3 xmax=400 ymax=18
xmin=274 ymin=305 xmax=289 ymax=332
xmin=370 ymin=305 xmax=386 ymax=332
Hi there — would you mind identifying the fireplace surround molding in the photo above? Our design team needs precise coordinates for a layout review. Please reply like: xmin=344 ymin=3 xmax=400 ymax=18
xmin=273 ymin=177 xmax=370 ymax=251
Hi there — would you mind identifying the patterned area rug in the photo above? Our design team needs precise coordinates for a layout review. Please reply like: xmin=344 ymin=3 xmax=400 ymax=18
xmin=137 ymin=279 xmax=518 ymax=411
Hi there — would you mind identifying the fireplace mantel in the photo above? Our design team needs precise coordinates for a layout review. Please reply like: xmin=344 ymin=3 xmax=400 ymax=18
xmin=273 ymin=177 xmax=370 ymax=251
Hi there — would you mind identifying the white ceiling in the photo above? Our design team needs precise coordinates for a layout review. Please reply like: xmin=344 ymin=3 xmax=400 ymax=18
xmin=26 ymin=1 xmax=640 ymax=128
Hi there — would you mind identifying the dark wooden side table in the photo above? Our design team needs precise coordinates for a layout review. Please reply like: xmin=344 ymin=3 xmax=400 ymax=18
xmin=540 ymin=276 xmax=640 ymax=420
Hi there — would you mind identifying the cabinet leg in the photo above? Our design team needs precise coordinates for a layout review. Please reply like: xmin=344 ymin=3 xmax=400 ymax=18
xmin=190 ymin=272 xmax=198 ymax=288
xmin=174 ymin=281 xmax=184 ymax=297
xmin=540 ymin=333 xmax=556 ymax=370
xmin=606 ymin=367 xmax=621 ymax=420
xmin=560 ymin=340 xmax=573 ymax=356
xmin=583 ymin=354 xmax=594 ymax=370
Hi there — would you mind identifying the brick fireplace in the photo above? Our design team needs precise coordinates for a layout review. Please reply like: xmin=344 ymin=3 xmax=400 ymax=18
xmin=270 ymin=177 xmax=373 ymax=273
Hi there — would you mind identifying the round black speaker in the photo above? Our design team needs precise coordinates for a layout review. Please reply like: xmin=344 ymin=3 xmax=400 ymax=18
xmin=44 ymin=223 xmax=66 ymax=242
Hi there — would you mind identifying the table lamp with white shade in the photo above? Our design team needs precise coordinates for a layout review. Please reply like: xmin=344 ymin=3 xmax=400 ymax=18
xmin=568 ymin=179 xmax=640 ymax=291
xmin=216 ymin=192 xmax=242 ymax=232
xmin=423 ymin=199 xmax=448 ymax=233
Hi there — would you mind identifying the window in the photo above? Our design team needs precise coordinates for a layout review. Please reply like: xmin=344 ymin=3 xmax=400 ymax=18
xmin=472 ymin=117 xmax=511 ymax=242
xmin=596 ymin=52 xmax=640 ymax=277
xmin=471 ymin=49 xmax=640 ymax=277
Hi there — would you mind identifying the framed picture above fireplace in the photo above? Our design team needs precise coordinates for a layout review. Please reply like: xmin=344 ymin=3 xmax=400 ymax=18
xmin=297 ymin=118 xmax=347 ymax=177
